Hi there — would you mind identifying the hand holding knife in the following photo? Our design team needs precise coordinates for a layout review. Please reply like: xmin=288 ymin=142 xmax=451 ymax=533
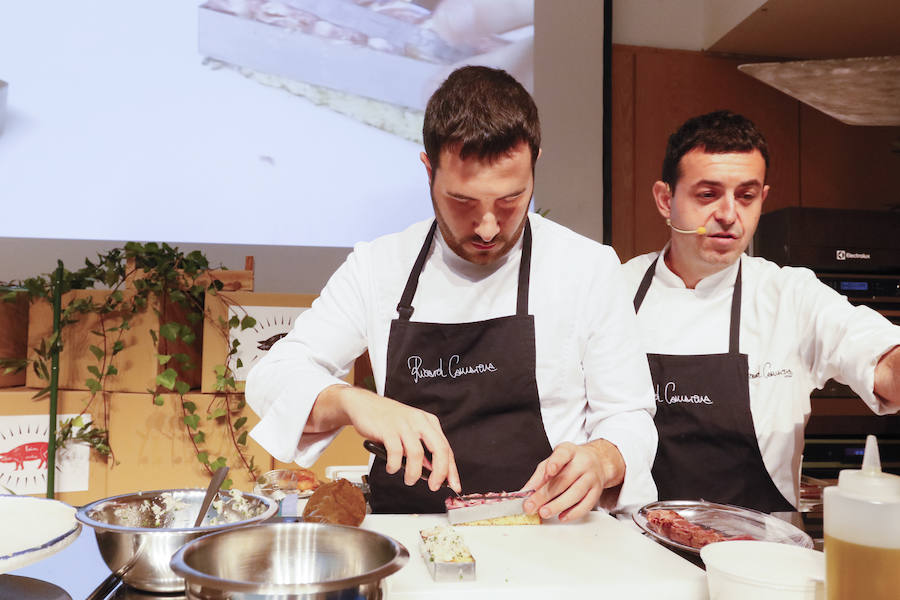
xmin=363 ymin=440 xmax=462 ymax=498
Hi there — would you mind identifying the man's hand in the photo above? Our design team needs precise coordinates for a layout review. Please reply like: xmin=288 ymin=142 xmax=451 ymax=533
xmin=521 ymin=440 xmax=625 ymax=522
xmin=309 ymin=384 xmax=461 ymax=493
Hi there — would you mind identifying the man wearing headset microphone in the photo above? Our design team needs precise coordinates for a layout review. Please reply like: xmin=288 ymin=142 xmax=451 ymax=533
xmin=622 ymin=110 xmax=900 ymax=513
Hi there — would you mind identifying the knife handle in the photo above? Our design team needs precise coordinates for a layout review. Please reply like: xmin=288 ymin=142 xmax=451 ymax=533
xmin=363 ymin=440 xmax=461 ymax=497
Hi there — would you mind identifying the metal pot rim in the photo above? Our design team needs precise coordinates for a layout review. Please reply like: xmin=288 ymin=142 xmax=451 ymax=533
xmin=169 ymin=521 xmax=410 ymax=594
xmin=75 ymin=488 xmax=278 ymax=533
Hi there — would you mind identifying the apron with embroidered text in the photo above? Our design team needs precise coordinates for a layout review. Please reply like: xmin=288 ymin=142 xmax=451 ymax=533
xmin=633 ymin=257 xmax=794 ymax=512
xmin=368 ymin=219 xmax=553 ymax=513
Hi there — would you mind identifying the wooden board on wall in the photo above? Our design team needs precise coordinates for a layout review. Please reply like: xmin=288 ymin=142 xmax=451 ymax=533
xmin=611 ymin=46 xmax=636 ymax=260
xmin=0 ymin=291 xmax=28 ymax=388
xmin=799 ymin=105 xmax=900 ymax=211
xmin=613 ymin=45 xmax=801 ymax=261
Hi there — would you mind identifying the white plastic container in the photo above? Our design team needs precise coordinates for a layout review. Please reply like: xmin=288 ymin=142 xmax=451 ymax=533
xmin=823 ymin=435 xmax=900 ymax=600
xmin=700 ymin=540 xmax=824 ymax=599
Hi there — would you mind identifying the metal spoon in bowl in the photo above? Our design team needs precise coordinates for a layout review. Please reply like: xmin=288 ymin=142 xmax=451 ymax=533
xmin=194 ymin=466 xmax=230 ymax=528
xmin=86 ymin=467 xmax=230 ymax=600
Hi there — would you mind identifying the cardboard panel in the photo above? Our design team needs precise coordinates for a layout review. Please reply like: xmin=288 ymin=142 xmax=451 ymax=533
xmin=0 ymin=388 xmax=108 ymax=506
xmin=274 ymin=426 xmax=368 ymax=483
xmin=26 ymin=290 xmax=201 ymax=393
xmin=200 ymin=291 xmax=318 ymax=393
xmin=0 ymin=291 xmax=29 ymax=387
xmin=107 ymin=392 xmax=272 ymax=494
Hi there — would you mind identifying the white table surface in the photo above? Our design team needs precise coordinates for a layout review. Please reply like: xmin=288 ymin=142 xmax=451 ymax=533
xmin=8 ymin=512 xmax=709 ymax=599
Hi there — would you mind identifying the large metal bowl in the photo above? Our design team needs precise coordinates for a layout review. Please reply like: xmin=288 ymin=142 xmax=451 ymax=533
xmin=76 ymin=488 xmax=277 ymax=593
xmin=170 ymin=521 xmax=409 ymax=599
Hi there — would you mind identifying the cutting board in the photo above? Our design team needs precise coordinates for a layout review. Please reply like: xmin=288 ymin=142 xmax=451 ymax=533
xmin=361 ymin=512 xmax=709 ymax=599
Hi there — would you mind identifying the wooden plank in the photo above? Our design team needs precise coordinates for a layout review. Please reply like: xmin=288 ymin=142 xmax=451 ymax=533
xmin=632 ymin=47 xmax=801 ymax=257
xmin=799 ymin=105 xmax=900 ymax=211
xmin=610 ymin=45 xmax=636 ymax=261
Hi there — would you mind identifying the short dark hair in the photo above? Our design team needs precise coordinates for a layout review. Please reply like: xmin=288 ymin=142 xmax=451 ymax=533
xmin=423 ymin=66 xmax=541 ymax=172
xmin=662 ymin=110 xmax=769 ymax=191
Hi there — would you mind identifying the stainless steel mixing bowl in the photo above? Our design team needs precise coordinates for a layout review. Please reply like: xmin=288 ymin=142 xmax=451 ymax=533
xmin=76 ymin=488 xmax=277 ymax=593
xmin=170 ymin=521 xmax=409 ymax=599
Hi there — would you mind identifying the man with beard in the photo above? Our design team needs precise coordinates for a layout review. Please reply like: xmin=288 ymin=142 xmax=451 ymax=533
xmin=246 ymin=66 xmax=658 ymax=519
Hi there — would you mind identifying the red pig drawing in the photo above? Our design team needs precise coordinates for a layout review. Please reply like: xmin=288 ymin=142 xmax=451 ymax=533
xmin=0 ymin=442 xmax=48 ymax=470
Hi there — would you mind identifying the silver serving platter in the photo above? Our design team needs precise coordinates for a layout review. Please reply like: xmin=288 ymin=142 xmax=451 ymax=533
xmin=634 ymin=500 xmax=814 ymax=555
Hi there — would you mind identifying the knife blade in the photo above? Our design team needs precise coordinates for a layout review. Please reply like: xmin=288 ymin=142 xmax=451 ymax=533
xmin=281 ymin=0 xmax=472 ymax=64
xmin=444 ymin=490 xmax=536 ymax=525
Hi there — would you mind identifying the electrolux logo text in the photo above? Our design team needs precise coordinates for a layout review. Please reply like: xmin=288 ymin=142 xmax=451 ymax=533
xmin=836 ymin=250 xmax=871 ymax=261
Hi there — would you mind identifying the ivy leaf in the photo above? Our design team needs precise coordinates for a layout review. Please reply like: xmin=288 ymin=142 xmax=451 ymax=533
xmin=240 ymin=316 xmax=256 ymax=330
xmin=193 ymin=431 xmax=206 ymax=444
xmin=87 ymin=365 xmax=102 ymax=378
xmin=235 ymin=359 xmax=243 ymax=369
xmin=214 ymin=364 xmax=226 ymax=377
xmin=233 ymin=416 xmax=247 ymax=430
xmin=228 ymin=315 xmax=240 ymax=329
xmin=86 ymin=378 xmax=102 ymax=393
xmin=173 ymin=353 xmax=191 ymax=364
xmin=106 ymin=365 xmax=118 ymax=376
xmin=196 ymin=451 xmax=209 ymax=465
xmin=160 ymin=323 xmax=180 ymax=341
xmin=208 ymin=407 xmax=227 ymax=419
xmin=90 ymin=330 xmax=105 ymax=337
xmin=174 ymin=380 xmax=190 ymax=395
xmin=89 ymin=345 xmax=104 ymax=360
xmin=153 ymin=394 xmax=164 ymax=406
xmin=149 ymin=329 xmax=158 ymax=345
xmin=184 ymin=414 xmax=200 ymax=430
xmin=237 ymin=431 xmax=248 ymax=445
xmin=111 ymin=340 xmax=124 ymax=355
xmin=210 ymin=456 xmax=227 ymax=471
xmin=156 ymin=368 xmax=177 ymax=390
xmin=157 ymin=354 xmax=172 ymax=365
xmin=183 ymin=401 xmax=197 ymax=413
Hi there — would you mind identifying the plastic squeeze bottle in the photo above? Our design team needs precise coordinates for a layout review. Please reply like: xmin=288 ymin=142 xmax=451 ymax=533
xmin=823 ymin=435 xmax=900 ymax=599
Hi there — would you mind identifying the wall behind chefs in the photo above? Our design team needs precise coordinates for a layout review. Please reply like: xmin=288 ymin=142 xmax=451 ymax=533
xmin=245 ymin=65 xmax=660 ymax=518
xmin=623 ymin=111 xmax=900 ymax=513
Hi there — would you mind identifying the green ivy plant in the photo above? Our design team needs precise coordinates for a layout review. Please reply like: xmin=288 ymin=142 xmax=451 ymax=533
xmin=0 ymin=243 xmax=259 ymax=487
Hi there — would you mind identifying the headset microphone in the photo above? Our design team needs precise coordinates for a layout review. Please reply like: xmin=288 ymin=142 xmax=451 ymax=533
xmin=666 ymin=218 xmax=706 ymax=235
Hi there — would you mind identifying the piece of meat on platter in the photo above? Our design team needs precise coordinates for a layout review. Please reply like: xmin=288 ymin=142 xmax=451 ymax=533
xmin=646 ymin=509 xmax=755 ymax=549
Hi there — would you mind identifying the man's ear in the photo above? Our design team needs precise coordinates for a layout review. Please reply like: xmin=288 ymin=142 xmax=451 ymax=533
xmin=762 ymin=184 xmax=770 ymax=206
xmin=652 ymin=181 xmax=673 ymax=219
xmin=420 ymin=152 xmax=433 ymax=185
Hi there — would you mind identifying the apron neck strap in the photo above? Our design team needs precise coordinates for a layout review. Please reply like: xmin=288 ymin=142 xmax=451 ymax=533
xmin=396 ymin=218 xmax=533 ymax=321
xmin=729 ymin=260 xmax=742 ymax=354
xmin=516 ymin=218 xmax=532 ymax=316
xmin=633 ymin=255 xmax=743 ymax=353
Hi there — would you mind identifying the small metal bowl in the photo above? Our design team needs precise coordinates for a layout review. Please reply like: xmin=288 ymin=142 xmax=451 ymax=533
xmin=170 ymin=521 xmax=409 ymax=599
xmin=76 ymin=488 xmax=277 ymax=593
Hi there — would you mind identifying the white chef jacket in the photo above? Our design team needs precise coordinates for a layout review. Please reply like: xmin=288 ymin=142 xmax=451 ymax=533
xmin=246 ymin=214 xmax=659 ymax=514
xmin=622 ymin=247 xmax=900 ymax=506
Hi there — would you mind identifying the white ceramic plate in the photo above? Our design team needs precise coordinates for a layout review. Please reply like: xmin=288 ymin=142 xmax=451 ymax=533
xmin=633 ymin=500 xmax=813 ymax=555
xmin=0 ymin=495 xmax=82 ymax=574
